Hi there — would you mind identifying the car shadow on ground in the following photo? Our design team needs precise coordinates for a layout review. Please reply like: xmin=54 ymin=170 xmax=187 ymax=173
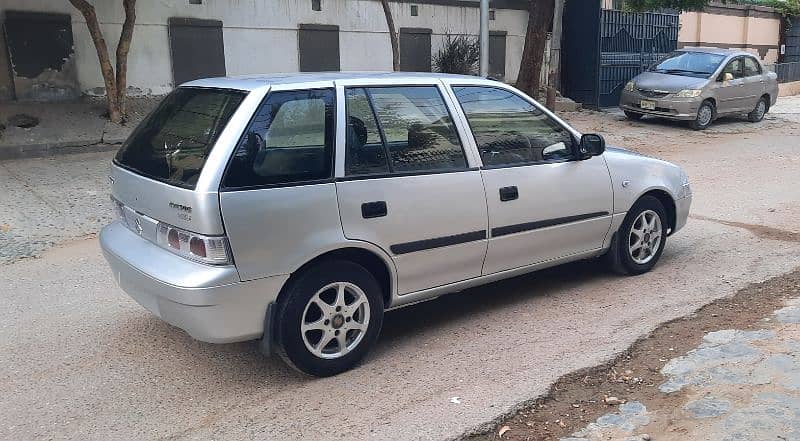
xmin=628 ymin=113 xmax=767 ymax=132
xmin=106 ymin=248 xmax=683 ymax=385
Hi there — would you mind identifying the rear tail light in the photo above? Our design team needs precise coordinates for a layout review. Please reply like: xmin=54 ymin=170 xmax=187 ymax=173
xmin=156 ymin=222 xmax=232 ymax=265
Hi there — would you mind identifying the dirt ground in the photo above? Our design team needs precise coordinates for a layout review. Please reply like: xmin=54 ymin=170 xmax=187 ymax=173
xmin=468 ymin=268 xmax=800 ymax=441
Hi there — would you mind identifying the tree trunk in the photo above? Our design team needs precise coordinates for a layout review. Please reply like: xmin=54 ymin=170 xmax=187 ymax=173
xmin=115 ymin=0 xmax=136 ymax=117
xmin=546 ymin=0 xmax=564 ymax=110
xmin=380 ymin=0 xmax=400 ymax=71
xmin=68 ymin=0 xmax=121 ymax=123
xmin=516 ymin=0 xmax=554 ymax=98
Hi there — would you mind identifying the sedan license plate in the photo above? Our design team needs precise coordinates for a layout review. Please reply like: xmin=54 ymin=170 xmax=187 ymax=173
xmin=640 ymin=100 xmax=656 ymax=110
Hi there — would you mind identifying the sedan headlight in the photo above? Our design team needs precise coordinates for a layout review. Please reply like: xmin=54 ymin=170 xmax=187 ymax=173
xmin=624 ymin=81 xmax=636 ymax=92
xmin=675 ymin=89 xmax=702 ymax=98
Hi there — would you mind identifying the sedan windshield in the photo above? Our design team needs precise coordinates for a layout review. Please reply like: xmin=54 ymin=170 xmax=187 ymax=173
xmin=649 ymin=51 xmax=726 ymax=78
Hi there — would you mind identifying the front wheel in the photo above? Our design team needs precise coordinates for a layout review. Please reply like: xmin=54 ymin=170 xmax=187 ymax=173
xmin=605 ymin=195 xmax=668 ymax=275
xmin=274 ymin=260 xmax=384 ymax=377
xmin=624 ymin=110 xmax=643 ymax=121
xmin=689 ymin=100 xmax=714 ymax=130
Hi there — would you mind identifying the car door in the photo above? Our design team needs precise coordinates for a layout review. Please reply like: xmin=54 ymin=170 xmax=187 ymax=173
xmin=741 ymin=56 xmax=766 ymax=110
xmin=449 ymin=84 xmax=613 ymax=275
xmin=714 ymin=57 xmax=746 ymax=114
xmin=335 ymin=84 xmax=488 ymax=295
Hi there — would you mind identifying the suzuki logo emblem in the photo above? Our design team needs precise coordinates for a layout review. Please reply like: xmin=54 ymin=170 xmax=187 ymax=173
xmin=134 ymin=217 xmax=143 ymax=235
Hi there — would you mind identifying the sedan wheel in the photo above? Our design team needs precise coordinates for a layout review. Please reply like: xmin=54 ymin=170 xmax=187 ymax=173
xmin=690 ymin=101 xmax=714 ymax=130
xmin=748 ymin=97 xmax=767 ymax=123
xmin=605 ymin=195 xmax=668 ymax=275
xmin=628 ymin=210 xmax=663 ymax=265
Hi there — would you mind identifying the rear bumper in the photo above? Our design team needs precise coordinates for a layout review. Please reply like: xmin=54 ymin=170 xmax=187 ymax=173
xmin=100 ymin=221 xmax=289 ymax=343
xmin=620 ymin=90 xmax=701 ymax=121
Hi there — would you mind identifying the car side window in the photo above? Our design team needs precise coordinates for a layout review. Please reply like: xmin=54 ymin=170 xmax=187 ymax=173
xmin=452 ymin=86 xmax=575 ymax=167
xmin=344 ymin=86 xmax=467 ymax=175
xmin=744 ymin=57 xmax=762 ymax=77
xmin=223 ymin=88 xmax=335 ymax=189
xmin=721 ymin=58 xmax=744 ymax=80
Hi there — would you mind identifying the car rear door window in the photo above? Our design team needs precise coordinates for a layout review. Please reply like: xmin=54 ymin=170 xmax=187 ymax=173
xmin=452 ymin=86 xmax=575 ymax=167
xmin=721 ymin=58 xmax=744 ymax=80
xmin=744 ymin=57 xmax=762 ymax=77
xmin=115 ymin=87 xmax=245 ymax=189
xmin=344 ymin=86 xmax=467 ymax=175
xmin=223 ymin=88 xmax=335 ymax=189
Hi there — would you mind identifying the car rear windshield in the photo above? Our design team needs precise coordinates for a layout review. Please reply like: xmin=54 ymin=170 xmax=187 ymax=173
xmin=114 ymin=87 xmax=246 ymax=189
xmin=650 ymin=51 xmax=726 ymax=78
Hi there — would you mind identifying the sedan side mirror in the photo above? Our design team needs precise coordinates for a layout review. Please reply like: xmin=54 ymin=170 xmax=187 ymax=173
xmin=578 ymin=133 xmax=605 ymax=159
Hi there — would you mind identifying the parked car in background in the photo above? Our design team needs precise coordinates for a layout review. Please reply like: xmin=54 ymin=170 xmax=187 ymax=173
xmin=620 ymin=48 xmax=778 ymax=130
xmin=100 ymin=73 xmax=692 ymax=377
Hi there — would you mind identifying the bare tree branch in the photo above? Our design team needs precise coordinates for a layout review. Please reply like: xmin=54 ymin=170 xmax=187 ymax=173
xmin=68 ymin=0 xmax=122 ymax=123
xmin=380 ymin=0 xmax=400 ymax=71
xmin=115 ymin=0 xmax=136 ymax=116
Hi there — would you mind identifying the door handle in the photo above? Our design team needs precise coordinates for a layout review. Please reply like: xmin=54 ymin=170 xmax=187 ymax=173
xmin=499 ymin=186 xmax=518 ymax=202
xmin=361 ymin=201 xmax=387 ymax=218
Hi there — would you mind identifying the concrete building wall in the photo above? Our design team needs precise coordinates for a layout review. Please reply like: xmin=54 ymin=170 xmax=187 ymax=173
xmin=0 ymin=0 xmax=528 ymax=99
xmin=678 ymin=3 xmax=781 ymax=63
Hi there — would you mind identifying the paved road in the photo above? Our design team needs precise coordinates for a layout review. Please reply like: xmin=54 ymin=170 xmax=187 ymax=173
xmin=2 ymin=105 xmax=800 ymax=440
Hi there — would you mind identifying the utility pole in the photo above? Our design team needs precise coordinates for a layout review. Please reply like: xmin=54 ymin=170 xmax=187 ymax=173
xmin=479 ymin=0 xmax=489 ymax=77
xmin=546 ymin=0 xmax=565 ymax=110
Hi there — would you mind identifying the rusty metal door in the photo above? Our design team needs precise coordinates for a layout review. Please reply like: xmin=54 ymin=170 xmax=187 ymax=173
xmin=168 ymin=18 xmax=226 ymax=86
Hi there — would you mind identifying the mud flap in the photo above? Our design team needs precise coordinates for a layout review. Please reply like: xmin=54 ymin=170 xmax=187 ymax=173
xmin=259 ymin=302 xmax=275 ymax=356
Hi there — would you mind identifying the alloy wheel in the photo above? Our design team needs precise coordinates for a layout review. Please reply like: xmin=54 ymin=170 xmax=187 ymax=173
xmin=300 ymin=282 xmax=371 ymax=359
xmin=628 ymin=209 xmax=663 ymax=265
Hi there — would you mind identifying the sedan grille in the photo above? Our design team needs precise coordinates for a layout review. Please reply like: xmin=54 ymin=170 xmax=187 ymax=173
xmin=637 ymin=88 xmax=671 ymax=98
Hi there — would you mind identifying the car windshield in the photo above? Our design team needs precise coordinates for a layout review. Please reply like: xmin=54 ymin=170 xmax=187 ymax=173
xmin=649 ymin=51 xmax=726 ymax=78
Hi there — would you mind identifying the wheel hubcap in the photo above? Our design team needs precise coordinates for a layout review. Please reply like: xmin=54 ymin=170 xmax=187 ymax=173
xmin=301 ymin=282 xmax=370 ymax=359
xmin=756 ymin=101 xmax=766 ymax=119
xmin=698 ymin=106 xmax=712 ymax=126
xmin=629 ymin=209 xmax=663 ymax=265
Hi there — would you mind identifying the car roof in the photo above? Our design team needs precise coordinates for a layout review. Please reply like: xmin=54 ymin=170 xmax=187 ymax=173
xmin=180 ymin=71 xmax=484 ymax=91
xmin=677 ymin=47 xmax=754 ymax=57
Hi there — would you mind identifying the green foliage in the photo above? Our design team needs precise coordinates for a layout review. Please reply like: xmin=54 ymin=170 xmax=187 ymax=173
xmin=432 ymin=34 xmax=480 ymax=75
xmin=626 ymin=0 xmax=800 ymax=16
xmin=625 ymin=0 xmax=716 ymax=12
xmin=752 ymin=0 xmax=800 ymax=17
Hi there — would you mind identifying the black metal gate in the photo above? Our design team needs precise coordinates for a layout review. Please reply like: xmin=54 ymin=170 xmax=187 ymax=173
xmin=562 ymin=2 xmax=679 ymax=108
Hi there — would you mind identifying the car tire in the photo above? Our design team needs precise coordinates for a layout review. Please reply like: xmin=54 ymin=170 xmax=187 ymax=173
xmin=605 ymin=195 xmax=668 ymax=276
xmin=274 ymin=260 xmax=384 ymax=377
xmin=747 ymin=96 xmax=768 ymax=123
xmin=689 ymin=100 xmax=715 ymax=130
xmin=624 ymin=110 xmax=643 ymax=121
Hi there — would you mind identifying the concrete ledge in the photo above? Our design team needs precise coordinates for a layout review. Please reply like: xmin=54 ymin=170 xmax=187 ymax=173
xmin=0 ymin=141 xmax=121 ymax=161
xmin=779 ymin=81 xmax=800 ymax=97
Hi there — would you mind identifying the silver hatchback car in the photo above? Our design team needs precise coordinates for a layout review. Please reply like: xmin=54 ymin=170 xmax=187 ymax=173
xmin=100 ymin=73 xmax=692 ymax=376
xmin=620 ymin=48 xmax=778 ymax=130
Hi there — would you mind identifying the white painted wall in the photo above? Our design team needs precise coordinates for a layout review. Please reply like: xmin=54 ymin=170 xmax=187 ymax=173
xmin=0 ymin=0 xmax=528 ymax=97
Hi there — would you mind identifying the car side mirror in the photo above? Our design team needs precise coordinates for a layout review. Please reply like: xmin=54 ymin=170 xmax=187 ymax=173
xmin=578 ymin=134 xmax=605 ymax=159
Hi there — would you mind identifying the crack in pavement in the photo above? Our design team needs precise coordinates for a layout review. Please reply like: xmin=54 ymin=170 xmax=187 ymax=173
xmin=690 ymin=214 xmax=800 ymax=243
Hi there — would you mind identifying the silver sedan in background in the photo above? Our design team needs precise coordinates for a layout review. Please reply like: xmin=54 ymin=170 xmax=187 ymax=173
xmin=620 ymin=47 xmax=779 ymax=130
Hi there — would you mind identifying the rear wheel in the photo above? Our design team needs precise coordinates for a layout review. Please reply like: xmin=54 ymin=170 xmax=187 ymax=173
xmin=624 ymin=110 xmax=643 ymax=121
xmin=606 ymin=195 xmax=668 ymax=275
xmin=274 ymin=260 xmax=384 ymax=377
xmin=748 ymin=97 xmax=768 ymax=122
xmin=689 ymin=100 xmax=714 ymax=130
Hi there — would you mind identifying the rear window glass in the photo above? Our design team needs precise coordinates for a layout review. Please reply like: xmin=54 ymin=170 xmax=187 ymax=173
xmin=114 ymin=87 xmax=246 ymax=189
